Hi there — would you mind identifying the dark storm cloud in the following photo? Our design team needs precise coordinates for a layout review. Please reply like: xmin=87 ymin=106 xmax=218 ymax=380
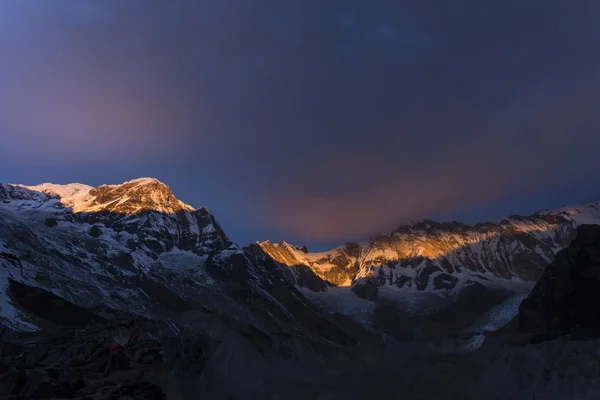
xmin=1 ymin=1 xmax=600 ymax=245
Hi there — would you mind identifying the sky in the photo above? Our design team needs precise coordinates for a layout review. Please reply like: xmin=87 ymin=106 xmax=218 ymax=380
xmin=1 ymin=1 xmax=600 ymax=250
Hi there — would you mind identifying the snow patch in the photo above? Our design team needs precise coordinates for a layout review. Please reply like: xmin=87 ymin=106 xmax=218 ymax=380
xmin=20 ymin=182 xmax=93 ymax=202
xmin=478 ymin=291 xmax=529 ymax=332
xmin=534 ymin=245 xmax=553 ymax=263
xmin=118 ymin=177 xmax=161 ymax=186
xmin=202 ymin=224 xmax=216 ymax=234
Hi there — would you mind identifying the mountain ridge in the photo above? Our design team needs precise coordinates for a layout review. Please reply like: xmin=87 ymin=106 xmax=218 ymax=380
xmin=260 ymin=202 xmax=600 ymax=297
xmin=6 ymin=176 xmax=599 ymax=298
xmin=6 ymin=177 xmax=600 ymax=297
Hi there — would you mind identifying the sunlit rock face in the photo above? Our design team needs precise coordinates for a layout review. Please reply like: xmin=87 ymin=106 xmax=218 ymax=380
xmin=81 ymin=178 xmax=194 ymax=214
xmin=260 ymin=205 xmax=600 ymax=295
xmin=245 ymin=243 xmax=330 ymax=292
xmin=19 ymin=177 xmax=193 ymax=214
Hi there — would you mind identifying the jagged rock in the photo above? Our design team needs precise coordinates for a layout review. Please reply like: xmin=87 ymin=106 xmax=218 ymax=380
xmin=283 ymin=265 xmax=330 ymax=292
xmin=518 ymin=224 xmax=600 ymax=342
xmin=246 ymin=243 xmax=330 ymax=292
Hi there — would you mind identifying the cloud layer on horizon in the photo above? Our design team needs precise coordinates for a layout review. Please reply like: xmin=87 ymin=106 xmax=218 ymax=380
xmin=1 ymin=0 xmax=600 ymax=245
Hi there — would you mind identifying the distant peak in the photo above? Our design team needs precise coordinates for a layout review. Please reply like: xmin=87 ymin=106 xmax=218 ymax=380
xmin=258 ymin=240 xmax=310 ymax=267
xmin=9 ymin=177 xmax=195 ymax=214
xmin=85 ymin=178 xmax=193 ymax=214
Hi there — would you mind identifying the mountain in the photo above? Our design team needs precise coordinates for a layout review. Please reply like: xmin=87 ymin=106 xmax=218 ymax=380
xmin=0 ymin=178 xmax=378 ymax=399
xmin=4 ymin=177 xmax=600 ymax=398
xmin=1 ymin=178 xmax=230 ymax=255
xmin=260 ymin=205 xmax=600 ymax=299
xmin=0 ymin=177 xmax=234 ymax=327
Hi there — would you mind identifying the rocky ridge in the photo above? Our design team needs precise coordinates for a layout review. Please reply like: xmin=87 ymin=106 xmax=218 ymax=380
xmin=260 ymin=205 xmax=600 ymax=297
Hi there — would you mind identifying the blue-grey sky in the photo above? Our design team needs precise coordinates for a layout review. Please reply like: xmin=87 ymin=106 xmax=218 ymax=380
xmin=1 ymin=1 xmax=600 ymax=249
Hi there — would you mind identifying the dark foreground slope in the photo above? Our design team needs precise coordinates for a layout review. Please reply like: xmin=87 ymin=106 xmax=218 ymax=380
xmin=517 ymin=224 xmax=600 ymax=342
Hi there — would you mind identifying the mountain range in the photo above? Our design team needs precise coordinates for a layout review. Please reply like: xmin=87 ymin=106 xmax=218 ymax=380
xmin=2 ymin=177 xmax=600 ymax=399
xmin=260 ymin=198 xmax=600 ymax=296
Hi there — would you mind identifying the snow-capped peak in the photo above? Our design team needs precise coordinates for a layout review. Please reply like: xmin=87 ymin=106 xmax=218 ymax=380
xmin=80 ymin=178 xmax=195 ymax=214
xmin=8 ymin=178 xmax=194 ymax=215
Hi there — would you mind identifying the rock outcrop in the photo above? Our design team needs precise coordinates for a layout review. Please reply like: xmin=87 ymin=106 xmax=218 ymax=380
xmin=518 ymin=224 xmax=600 ymax=342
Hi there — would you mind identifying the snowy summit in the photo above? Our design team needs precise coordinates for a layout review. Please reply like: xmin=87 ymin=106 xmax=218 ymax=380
xmin=7 ymin=177 xmax=195 ymax=215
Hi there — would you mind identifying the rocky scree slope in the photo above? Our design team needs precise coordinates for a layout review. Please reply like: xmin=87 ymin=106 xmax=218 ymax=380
xmin=0 ymin=318 xmax=171 ymax=399
xmin=260 ymin=204 xmax=600 ymax=298
xmin=0 ymin=178 xmax=378 ymax=398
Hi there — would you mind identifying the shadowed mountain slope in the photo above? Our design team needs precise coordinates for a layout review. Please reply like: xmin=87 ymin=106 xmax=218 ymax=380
xmin=517 ymin=224 xmax=600 ymax=342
